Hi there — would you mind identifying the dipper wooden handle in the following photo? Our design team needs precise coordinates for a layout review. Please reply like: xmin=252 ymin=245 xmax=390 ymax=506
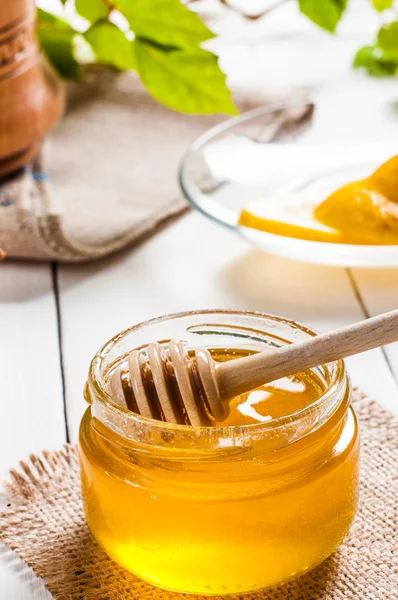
xmin=112 ymin=310 xmax=398 ymax=426
xmin=208 ymin=309 xmax=398 ymax=401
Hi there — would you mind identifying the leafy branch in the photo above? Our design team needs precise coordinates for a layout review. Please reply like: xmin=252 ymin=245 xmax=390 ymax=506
xmin=36 ymin=0 xmax=238 ymax=115
xmin=37 ymin=0 xmax=398 ymax=118
xmin=296 ymin=0 xmax=398 ymax=76
xmin=354 ymin=19 xmax=398 ymax=77
xmin=210 ymin=0 xmax=398 ymax=78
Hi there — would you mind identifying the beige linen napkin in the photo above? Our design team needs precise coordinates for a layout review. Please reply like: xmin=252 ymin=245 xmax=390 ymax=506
xmin=0 ymin=70 xmax=313 ymax=262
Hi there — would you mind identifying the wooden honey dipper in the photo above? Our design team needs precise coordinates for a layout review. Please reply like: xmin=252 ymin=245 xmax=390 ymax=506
xmin=110 ymin=310 xmax=398 ymax=426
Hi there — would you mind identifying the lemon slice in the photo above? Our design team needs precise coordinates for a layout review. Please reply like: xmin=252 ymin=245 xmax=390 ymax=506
xmin=370 ymin=154 xmax=398 ymax=203
xmin=315 ymin=181 xmax=398 ymax=245
xmin=239 ymin=194 xmax=345 ymax=244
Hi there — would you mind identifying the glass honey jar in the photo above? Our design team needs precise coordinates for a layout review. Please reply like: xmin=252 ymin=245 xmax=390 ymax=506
xmin=79 ymin=310 xmax=359 ymax=595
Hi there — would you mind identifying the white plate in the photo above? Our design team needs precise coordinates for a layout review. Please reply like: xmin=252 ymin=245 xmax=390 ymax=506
xmin=179 ymin=105 xmax=398 ymax=268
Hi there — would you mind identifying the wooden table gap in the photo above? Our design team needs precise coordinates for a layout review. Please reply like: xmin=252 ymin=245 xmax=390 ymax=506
xmin=346 ymin=267 xmax=398 ymax=392
xmin=51 ymin=262 xmax=71 ymax=444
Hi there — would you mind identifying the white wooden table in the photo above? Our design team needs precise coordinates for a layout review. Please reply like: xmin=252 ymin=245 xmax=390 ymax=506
xmin=1 ymin=1 xmax=398 ymax=597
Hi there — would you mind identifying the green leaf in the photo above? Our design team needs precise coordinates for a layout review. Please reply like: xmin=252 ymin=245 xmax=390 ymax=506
xmin=353 ymin=45 xmax=397 ymax=77
xmin=117 ymin=0 xmax=215 ymax=49
xmin=75 ymin=0 xmax=108 ymax=23
xmin=299 ymin=0 xmax=347 ymax=33
xmin=84 ymin=22 xmax=136 ymax=70
xmin=37 ymin=8 xmax=75 ymax=32
xmin=378 ymin=21 xmax=398 ymax=61
xmin=134 ymin=39 xmax=237 ymax=115
xmin=371 ymin=0 xmax=394 ymax=11
xmin=37 ymin=9 xmax=79 ymax=79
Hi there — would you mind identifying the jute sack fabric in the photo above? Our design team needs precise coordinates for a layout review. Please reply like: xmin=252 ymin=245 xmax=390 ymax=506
xmin=0 ymin=71 xmax=313 ymax=262
xmin=0 ymin=390 xmax=397 ymax=599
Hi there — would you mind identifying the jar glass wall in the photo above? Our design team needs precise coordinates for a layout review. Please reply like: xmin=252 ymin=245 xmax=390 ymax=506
xmin=79 ymin=310 xmax=359 ymax=595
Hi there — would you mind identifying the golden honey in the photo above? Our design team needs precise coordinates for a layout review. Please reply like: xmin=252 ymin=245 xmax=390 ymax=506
xmin=79 ymin=311 xmax=359 ymax=594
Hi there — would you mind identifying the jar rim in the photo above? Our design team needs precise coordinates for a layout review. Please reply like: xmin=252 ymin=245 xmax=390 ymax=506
xmin=87 ymin=309 xmax=349 ymax=450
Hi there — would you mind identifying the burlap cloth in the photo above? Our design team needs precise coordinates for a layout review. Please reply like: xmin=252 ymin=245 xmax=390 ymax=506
xmin=0 ymin=70 xmax=313 ymax=262
xmin=0 ymin=390 xmax=397 ymax=599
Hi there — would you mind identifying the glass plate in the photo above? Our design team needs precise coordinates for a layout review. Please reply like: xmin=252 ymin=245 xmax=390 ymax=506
xmin=178 ymin=102 xmax=398 ymax=267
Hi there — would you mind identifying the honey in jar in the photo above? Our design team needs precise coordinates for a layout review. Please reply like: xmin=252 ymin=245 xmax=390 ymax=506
xmin=79 ymin=310 xmax=359 ymax=594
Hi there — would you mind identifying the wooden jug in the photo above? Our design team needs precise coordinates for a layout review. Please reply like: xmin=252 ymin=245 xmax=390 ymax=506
xmin=0 ymin=0 xmax=65 ymax=178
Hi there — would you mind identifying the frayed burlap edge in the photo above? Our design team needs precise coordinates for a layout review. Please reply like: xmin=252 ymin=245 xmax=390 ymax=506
xmin=0 ymin=390 xmax=397 ymax=600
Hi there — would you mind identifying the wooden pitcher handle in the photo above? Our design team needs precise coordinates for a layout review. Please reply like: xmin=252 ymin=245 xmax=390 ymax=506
xmin=216 ymin=309 xmax=398 ymax=400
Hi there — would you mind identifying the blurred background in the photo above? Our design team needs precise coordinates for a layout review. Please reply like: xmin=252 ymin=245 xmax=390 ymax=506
xmin=36 ymin=0 xmax=398 ymax=138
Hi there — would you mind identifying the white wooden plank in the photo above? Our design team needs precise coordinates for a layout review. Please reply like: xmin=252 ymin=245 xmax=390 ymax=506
xmin=0 ymin=262 xmax=65 ymax=600
xmin=0 ymin=548 xmax=51 ymax=600
xmin=0 ymin=263 xmax=66 ymax=477
xmin=59 ymin=213 xmax=398 ymax=441
xmin=350 ymin=268 xmax=398 ymax=403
